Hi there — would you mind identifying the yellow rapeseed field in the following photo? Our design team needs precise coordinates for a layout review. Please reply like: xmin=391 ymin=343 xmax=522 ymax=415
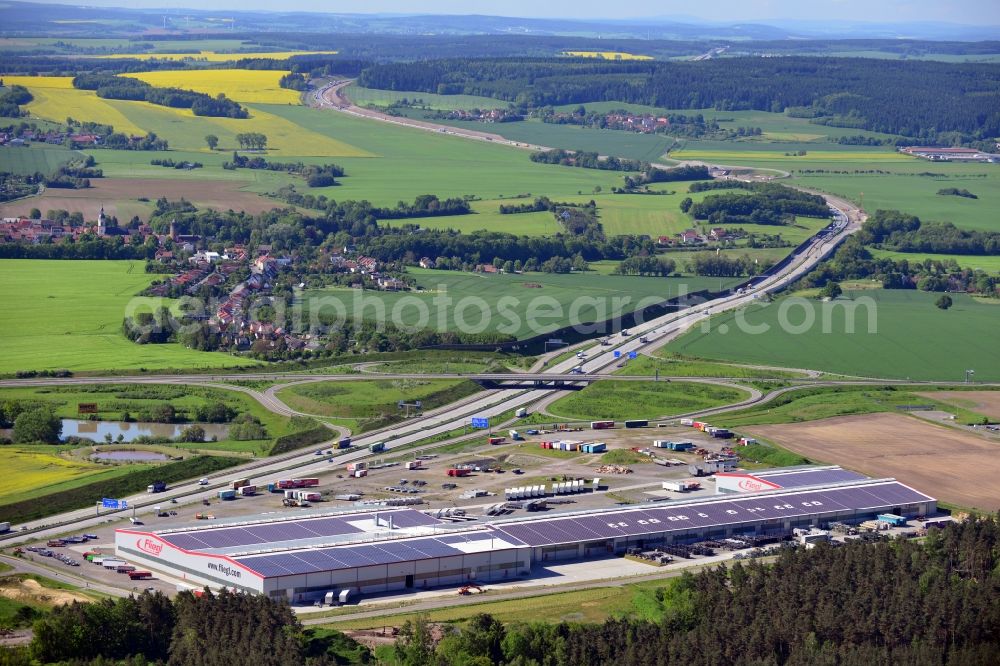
xmin=2 ymin=449 xmax=106 ymax=502
xmin=2 ymin=73 xmax=371 ymax=156
xmin=98 ymin=50 xmax=338 ymax=62
xmin=121 ymin=69 xmax=300 ymax=104
xmin=563 ymin=51 xmax=654 ymax=61
xmin=2 ymin=75 xmax=147 ymax=135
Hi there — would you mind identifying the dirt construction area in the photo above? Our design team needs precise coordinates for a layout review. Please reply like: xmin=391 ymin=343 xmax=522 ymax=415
xmin=918 ymin=391 xmax=1000 ymax=420
xmin=0 ymin=576 xmax=90 ymax=606
xmin=747 ymin=412 xmax=1000 ymax=511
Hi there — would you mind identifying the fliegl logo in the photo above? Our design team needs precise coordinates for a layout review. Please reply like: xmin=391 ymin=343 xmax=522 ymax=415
xmin=738 ymin=478 xmax=770 ymax=492
xmin=136 ymin=537 xmax=163 ymax=557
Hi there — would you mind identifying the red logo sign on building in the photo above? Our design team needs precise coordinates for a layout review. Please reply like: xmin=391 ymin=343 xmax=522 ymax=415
xmin=136 ymin=537 xmax=163 ymax=556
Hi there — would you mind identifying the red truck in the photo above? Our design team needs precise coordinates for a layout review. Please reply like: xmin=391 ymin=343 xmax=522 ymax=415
xmin=446 ymin=468 xmax=471 ymax=477
xmin=128 ymin=571 xmax=153 ymax=580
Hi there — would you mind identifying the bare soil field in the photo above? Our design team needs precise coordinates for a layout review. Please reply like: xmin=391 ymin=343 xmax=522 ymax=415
xmin=747 ymin=412 xmax=1000 ymax=511
xmin=918 ymin=391 xmax=1000 ymax=420
xmin=0 ymin=178 xmax=283 ymax=219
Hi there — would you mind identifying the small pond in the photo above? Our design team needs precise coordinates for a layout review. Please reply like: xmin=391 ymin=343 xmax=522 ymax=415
xmin=61 ymin=419 xmax=229 ymax=443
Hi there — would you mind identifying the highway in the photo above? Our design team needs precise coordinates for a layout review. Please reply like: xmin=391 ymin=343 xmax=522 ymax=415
xmin=0 ymin=192 xmax=860 ymax=547
xmin=0 ymin=83 xmax=870 ymax=552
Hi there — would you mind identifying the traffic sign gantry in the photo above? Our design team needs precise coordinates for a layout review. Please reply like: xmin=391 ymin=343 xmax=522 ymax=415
xmin=102 ymin=498 xmax=127 ymax=510
xmin=471 ymin=417 xmax=489 ymax=429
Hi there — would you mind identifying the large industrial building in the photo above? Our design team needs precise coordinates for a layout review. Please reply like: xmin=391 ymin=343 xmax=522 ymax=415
xmin=115 ymin=471 xmax=935 ymax=603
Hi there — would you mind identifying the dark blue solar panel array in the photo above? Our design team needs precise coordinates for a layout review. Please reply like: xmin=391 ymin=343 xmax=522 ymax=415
xmin=755 ymin=468 xmax=865 ymax=489
xmin=234 ymin=535 xmax=472 ymax=577
xmin=162 ymin=509 xmax=440 ymax=552
xmin=225 ymin=482 xmax=930 ymax=577
xmin=492 ymin=482 xmax=931 ymax=547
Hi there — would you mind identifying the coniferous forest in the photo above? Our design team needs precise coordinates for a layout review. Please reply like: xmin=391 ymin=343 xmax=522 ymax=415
xmin=357 ymin=57 xmax=1000 ymax=141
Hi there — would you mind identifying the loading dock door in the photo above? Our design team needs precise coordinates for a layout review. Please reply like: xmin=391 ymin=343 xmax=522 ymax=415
xmin=405 ymin=574 xmax=414 ymax=588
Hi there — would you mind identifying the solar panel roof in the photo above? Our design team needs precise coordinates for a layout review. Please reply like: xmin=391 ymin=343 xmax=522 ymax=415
xmin=157 ymin=509 xmax=440 ymax=552
xmin=168 ymin=480 xmax=932 ymax=578
xmin=754 ymin=468 xmax=866 ymax=488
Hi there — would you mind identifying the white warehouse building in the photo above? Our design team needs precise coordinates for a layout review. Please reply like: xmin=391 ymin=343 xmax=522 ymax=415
xmin=115 ymin=474 xmax=935 ymax=603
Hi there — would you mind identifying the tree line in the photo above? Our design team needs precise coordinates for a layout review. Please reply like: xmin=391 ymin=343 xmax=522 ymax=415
xmin=72 ymin=74 xmax=248 ymax=118
xmin=357 ymin=56 xmax=1000 ymax=141
xmin=859 ymin=209 xmax=1000 ymax=255
xmin=687 ymin=181 xmax=830 ymax=226
xmin=0 ymin=83 xmax=31 ymax=117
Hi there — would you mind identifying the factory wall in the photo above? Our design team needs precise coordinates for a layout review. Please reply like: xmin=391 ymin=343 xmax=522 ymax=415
xmin=265 ymin=548 xmax=531 ymax=602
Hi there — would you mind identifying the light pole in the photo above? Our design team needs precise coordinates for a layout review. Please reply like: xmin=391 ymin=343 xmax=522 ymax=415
xmin=965 ymin=369 xmax=975 ymax=384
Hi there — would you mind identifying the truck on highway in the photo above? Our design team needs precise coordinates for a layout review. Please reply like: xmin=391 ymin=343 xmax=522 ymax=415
xmin=0 ymin=522 xmax=10 ymax=533
xmin=515 ymin=407 xmax=528 ymax=418
xmin=337 ymin=437 xmax=352 ymax=449
xmin=639 ymin=336 xmax=649 ymax=343
xmin=147 ymin=481 xmax=166 ymax=493
xmin=369 ymin=442 xmax=386 ymax=453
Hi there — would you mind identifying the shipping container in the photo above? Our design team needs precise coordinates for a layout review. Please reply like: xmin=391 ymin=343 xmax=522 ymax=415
xmin=582 ymin=442 xmax=606 ymax=453
xmin=877 ymin=514 xmax=907 ymax=527
xmin=405 ymin=461 xmax=422 ymax=470
xmin=229 ymin=478 xmax=250 ymax=490
xmin=217 ymin=489 xmax=236 ymax=501
xmin=624 ymin=419 xmax=649 ymax=429
xmin=591 ymin=421 xmax=615 ymax=430
xmin=711 ymin=429 xmax=733 ymax=439
xmin=237 ymin=485 xmax=257 ymax=496
xmin=346 ymin=462 xmax=367 ymax=473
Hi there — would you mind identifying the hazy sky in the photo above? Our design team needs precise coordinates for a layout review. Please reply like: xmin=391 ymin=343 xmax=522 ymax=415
xmin=30 ymin=0 xmax=1000 ymax=24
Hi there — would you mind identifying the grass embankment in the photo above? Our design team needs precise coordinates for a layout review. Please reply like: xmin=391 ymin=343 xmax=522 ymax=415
xmin=668 ymin=290 xmax=1000 ymax=382
xmin=547 ymin=380 xmax=749 ymax=421
xmin=717 ymin=385 xmax=992 ymax=429
xmin=322 ymin=575 xmax=692 ymax=632
xmin=276 ymin=379 xmax=481 ymax=432
xmin=0 ymin=573 xmax=100 ymax=630
xmin=0 ymin=260 xmax=257 ymax=375
xmin=619 ymin=353 xmax=807 ymax=379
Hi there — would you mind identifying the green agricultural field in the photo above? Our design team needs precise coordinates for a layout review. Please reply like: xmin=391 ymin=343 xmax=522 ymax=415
xmin=0 ymin=144 xmax=83 ymax=176
xmin=618 ymin=353 xmax=806 ymax=379
xmin=417 ymin=114 xmax=676 ymax=162
xmin=668 ymin=289 xmax=1000 ymax=381
xmin=0 ymin=259 xmax=256 ymax=374
xmin=796 ymin=166 xmax=1000 ymax=232
xmin=381 ymin=199 xmax=561 ymax=236
xmin=547 ymin=380 xmax=748 ymax=420
xmin=252 ymin=105 xmax=623 ymax=205
xmin=869 ymin=249 xmax=1000 ymax=273
xmin=299 ymin=268 xmax=739 ymax=339
xmin=275 ymin=378 xmax=480 ymax=430
xmin=664 ymin=146 xmax=999 ymax=232
xmin=345 ymin=84 xmax=503 ymax=111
